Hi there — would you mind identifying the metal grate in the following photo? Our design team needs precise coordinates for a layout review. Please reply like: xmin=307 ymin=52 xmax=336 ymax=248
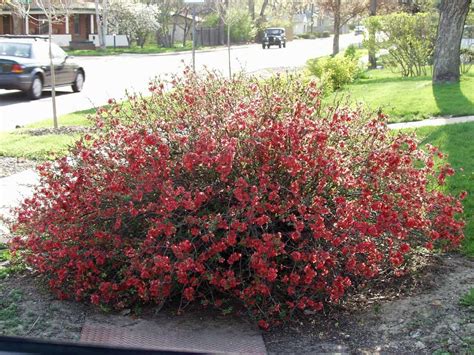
xmin=80 ymin=316 xmax=267 ymax=355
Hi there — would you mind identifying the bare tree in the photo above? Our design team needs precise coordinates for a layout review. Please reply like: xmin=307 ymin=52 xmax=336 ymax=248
xmin=319 ymin=0 xmax=367 ymax=55
xmin=9 ymin=0 xmax=72 ymax=129
xmin=433 ymin=0 xmax=472 ymax=83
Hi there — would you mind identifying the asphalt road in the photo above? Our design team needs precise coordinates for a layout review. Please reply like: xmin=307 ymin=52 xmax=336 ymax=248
xmin=0 ymin=33 xmax=362 ymax=131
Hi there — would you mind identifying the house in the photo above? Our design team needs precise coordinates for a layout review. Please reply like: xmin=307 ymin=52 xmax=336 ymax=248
xmin=0 ymin=0 xmax=105 ymax=48
xmin=293 ymin=13 xmax=308 ymax=35
xmin=167 ymin=12 xmax=205 ymax=45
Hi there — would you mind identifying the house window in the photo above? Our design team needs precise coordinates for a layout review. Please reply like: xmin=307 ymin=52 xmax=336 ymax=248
xmin=74 ymin=15 xmax=80 ymax=35
xmin=38 ymin=15 xmax=48 ymax=35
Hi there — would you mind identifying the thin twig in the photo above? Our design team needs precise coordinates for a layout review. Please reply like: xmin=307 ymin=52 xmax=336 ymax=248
xmin=27 ymin=315 xmax=41 ymax=335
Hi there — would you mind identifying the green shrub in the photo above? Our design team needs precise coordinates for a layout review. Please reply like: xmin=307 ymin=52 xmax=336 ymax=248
xmin=203 ymin=13 xmax=220 ymax=27
xmin=299 ymin=32 xmax=330 ymax=39
xmin=299 ymin=33 xmax=315 ymax=39
xmin=306 ymin=56 xmax=359 ymax=92
xmin=344 ymin=44 xmax=357 ymax=60
xmin=364 ymin=12 xmax=437 ymax=77
xmin=460 ymin=48 xmax=474 ymax=75
xmin=226 ymin=8 xmax=256 ymax=43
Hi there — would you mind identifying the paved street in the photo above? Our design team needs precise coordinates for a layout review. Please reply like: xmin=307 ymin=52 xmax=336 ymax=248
xmin=0 ymin=34 xmax=361 ymax=131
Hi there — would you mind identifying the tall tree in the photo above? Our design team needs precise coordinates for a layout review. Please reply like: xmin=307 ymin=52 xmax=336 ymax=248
xmin=433 ymin=0 xmax=472 ymax=83
xmin=368 ymin=0 xmax=377 ymax=68
xmin=248 ymin=0 xmax=255 ymax=20
xmin=319 ymin=0 xmax=367 ymax=55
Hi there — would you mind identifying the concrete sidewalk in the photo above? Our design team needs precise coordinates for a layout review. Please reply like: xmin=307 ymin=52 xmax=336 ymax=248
xmin=0 ymin=169 xmax=39 ymax=244
xmin=388 ymin=115 xmax=474 ymax=130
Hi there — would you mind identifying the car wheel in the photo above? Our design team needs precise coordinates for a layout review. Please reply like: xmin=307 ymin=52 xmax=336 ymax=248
xmin=26 ymin=75 xmax=43 ymax=100
xmin=283 ymin=42 xmax=286 ymax=48
xmin=72 ymin=71 xmax=84 ymax=93
xmin=267 ymin=44 xmax=270 ymax=49
xmin=262 ymin=43 xmax=266 ymax=49
xmin=279 ymin=43 xmax=282 ymax=48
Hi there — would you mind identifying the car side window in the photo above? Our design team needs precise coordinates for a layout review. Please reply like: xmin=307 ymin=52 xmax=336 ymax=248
xmin=32 ymin=42 xmax=50 ymax=60
xmin=51 ymin=44 xmax=66 ymax=61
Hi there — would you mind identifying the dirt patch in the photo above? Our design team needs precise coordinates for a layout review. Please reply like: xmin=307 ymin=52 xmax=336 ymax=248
xmin=265 ymin=254 xmax=474 ymax=354
xmin=0 ymin=254 xmax=472 ymax=353
xmin=0 ymin=274 xmax=86 ymax=341
xmin=20 ymin=126 xmax=91 ymax=137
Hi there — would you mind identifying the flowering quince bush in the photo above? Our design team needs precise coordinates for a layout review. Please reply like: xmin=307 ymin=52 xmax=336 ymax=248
xmin=10 ymin=69 xmax=465 ymax=330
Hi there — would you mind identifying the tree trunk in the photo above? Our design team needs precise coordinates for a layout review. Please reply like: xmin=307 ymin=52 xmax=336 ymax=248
xmin=368 ymin=0 xmax=377 ymax=69
xmin=248 ymin=0 xmax=255 ymax=20
xmin=94 ymin=0 xmax=106 ymax=49
xmin=259 ymin=0 xmax=269 ymax=19
xmin=12 ymin=13 xmax=23 ymax=34
xmin=332 ymin=0 xmax=341 ymax=56
xmin=433 ymin=0 xmax=471 ymax=83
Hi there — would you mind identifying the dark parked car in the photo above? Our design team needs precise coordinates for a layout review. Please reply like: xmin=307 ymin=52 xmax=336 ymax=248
xmin=0 ymin=35 xmax=85 ymax=100
xmin=262 ymin=28 xmax=286 ymax=49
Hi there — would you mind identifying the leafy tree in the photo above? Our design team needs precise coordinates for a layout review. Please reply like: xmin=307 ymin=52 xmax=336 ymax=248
xmin=108 ymin=0 xmax=159 ymax=48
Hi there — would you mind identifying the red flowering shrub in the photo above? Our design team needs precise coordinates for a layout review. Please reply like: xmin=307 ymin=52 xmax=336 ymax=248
xmin=10 ymin=70 xmax=464 ymax=328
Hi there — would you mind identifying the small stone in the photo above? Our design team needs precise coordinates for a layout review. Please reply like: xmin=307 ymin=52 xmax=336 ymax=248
xmin=449 ymin=323 xmax=459 ymax=332
xmin=431 ymin=300 xmax=443 ymax=307
xmin=120 ymin=309 xmax=131 ymax=316
xmin=465 ymin=323 xmax=474 ymax=334
xmin=414 ymin=341 xmax=426 ymax=350
xmin=415 ymin=341 xmax=426 ymax=350
xmin=410 ymin=330 xmax=421 ymax=338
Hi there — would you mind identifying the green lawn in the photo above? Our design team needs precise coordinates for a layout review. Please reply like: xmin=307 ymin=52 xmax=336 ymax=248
xmin=411 ymin=122 xmax=474 ymax=257
xmin=0 ymin=109 xmax=93 ymax=160
xmin=337 ymin=68 xmax=474 ymax=123
xmin=66 ymin=43 xmax=194 ymax=56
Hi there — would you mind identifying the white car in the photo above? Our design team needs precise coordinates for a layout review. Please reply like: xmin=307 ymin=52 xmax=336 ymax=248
xmin=354 ymin=26 xmax=365 ymax=35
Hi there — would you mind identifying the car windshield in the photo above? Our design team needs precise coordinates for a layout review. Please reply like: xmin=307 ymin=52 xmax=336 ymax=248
xmin=266 ymin=29 xmax=283 ymax=35
xmin=0 ymin=42 xmax=32 ymax=58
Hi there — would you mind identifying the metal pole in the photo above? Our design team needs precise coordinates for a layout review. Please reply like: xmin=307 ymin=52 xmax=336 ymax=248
xmin=192 ymin=4 xmax=196 ymax=71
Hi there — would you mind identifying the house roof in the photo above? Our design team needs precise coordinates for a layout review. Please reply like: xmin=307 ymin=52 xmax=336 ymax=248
xmin=1 ymin=1 xmax=96 ymax=15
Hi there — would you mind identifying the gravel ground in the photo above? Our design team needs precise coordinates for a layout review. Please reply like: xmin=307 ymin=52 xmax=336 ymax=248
xmin=265 ymin=254 xmax=474 ymax=354
xmin=0 ymin=157 xmax=37 ymax=178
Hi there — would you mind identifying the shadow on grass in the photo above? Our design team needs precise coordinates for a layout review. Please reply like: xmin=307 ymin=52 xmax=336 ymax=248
xmin=432 ymin=80 xmax=473 ymax=117
xmin=418 ymin=123 xmax=474 ymax=257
